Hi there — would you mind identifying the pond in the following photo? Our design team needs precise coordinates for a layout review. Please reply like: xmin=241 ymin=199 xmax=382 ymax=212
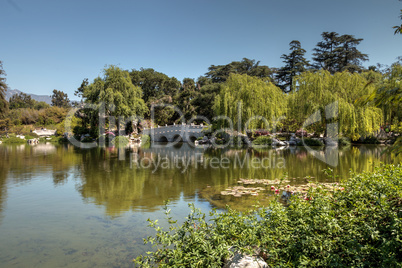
xmin=0 ymin=142 xmax=400 ymax=267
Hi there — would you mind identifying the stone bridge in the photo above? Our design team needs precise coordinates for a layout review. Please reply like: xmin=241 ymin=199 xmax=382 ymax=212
xmin=32 ymin=129 xmax=57 ymax=137
xmin=142 ymin=124 xmax=204 ymax=142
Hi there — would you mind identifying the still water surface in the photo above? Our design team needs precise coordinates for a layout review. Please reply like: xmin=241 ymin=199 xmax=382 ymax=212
xmin=0 ymin=143 xmax=400 ymax=267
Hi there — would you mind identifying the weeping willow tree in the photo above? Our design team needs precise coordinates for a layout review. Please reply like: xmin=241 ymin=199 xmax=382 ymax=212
xmin=213 ymin=73 xmax=287 ymax=131
xmin=288 ymin=70 xmax=382 ymax=140
xmin=368 ymin=63 xmax=402 ymax=124
xmin=367 ymin=63 xmax=402 ymax=155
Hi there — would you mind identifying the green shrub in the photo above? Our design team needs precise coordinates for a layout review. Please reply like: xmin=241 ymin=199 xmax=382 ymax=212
xmin=141 ymin=134 xmax=150 ymax=145
xmin=360 ymin=136 xmax=380 ymax=144
xmin=2 ymin=136 xmax=26 ymax=144
xmin=135 ymin=164 xmax=402 ymax=267
xmin=252 ymin=136 xmax=272 ymax=145
xmin=301 ymin=137 xmax=324 ymax=146
xmin=111 ymin=136 xmax=129 ymax=147
xmin=24 ymin=135 xmax=37 ymax=140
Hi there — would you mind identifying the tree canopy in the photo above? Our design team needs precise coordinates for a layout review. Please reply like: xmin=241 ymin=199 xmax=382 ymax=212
xmin=129 ymin=68 xmax=180 ymax=104
xmin=288 ymin=70 xmax=383 ymax=140
xmin=214 ymin=73 xmax=286 ymax=130
xmin=82 ymin=65 xmax=147 ymax=133
xmin=51 ymin=89 xmax=71 ymax=108
xmin=9 ymin=92 xmax=35 ymax=109
xmin=312 ymin=32 xmax=368 ymax=73
xmin=206 ymin=58 xmax=274 ymax=83
xmin=276 ymin=40 xmax=310 ymax=92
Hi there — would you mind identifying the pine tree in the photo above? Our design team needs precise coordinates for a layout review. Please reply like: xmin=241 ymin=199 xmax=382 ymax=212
xmin=276 ymin=40 xmax=310 ymax=92
xmin=312 ymin=32 xmax=368 ymax=73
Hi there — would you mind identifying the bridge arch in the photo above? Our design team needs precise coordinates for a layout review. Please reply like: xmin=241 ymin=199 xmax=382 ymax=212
xmin=159 ymin=135 xmax=169 ymax=142
xmin=173 ymin=134 xmax=183 ymax=142
xmin=142 ymin=124 xmax=204 ymax=143
xmin=188 ymin=135 xmax=197 ymax=142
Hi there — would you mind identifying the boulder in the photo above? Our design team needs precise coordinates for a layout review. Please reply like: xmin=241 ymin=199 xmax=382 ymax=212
xmin=324 ymin=138 xmax=338 ymax=147
xmin=224 ymin=252 xmax=268 ymax=268
xmin=272 ymin=138 xmax=286 ymax=147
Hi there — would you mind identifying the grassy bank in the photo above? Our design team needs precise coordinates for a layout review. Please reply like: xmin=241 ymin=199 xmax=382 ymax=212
xmin=135 ymin=164 xmax=402 ymax=267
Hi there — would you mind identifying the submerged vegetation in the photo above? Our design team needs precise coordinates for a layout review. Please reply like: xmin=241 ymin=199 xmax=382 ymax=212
xmin=135 ymin=164 xmax=402 ymax=267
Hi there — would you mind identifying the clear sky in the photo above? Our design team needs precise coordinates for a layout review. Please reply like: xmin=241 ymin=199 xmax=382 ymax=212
xmin=1 ymin=0 xmax=401 ymax=100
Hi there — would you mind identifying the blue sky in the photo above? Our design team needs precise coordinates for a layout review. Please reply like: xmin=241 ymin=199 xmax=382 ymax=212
xmin=1 ymin=0 xmax=401 ymax=100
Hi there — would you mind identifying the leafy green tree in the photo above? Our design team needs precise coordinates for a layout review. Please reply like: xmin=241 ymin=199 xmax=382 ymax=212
xmin=51 ymin=89 xmax=71 ymax=108
xmin=129 ymin=68 xmax=180 ymax=125
xmin=214 ymin=73 xmax=287 ymax=130
xmin=83 ymin=65 xmax=147 ymax=134
xmin=0 ymin=61 xmax=9 ymax=117
xmin=191 ymin=76 xmax=221 ymax=121
xmin=129 ymin=68 xmax=180 ymax=104
xmin=371 ymin=63 xmax=402 ymax=124
xmin=312 ymin=32 xmax=368 ymax=73
xmin=206 ymin=58 xmax=273 ymax=83
xmin=175 ymin=78 xmax=197 ymax=121
xmin=9 ymin=92 xmax=36 ymax=109
xmin=75 ymin=78 xmax=88 ymax=99
xmin=34 ymin=101 xmax=50 ymax=110
xmin=276 ymin=40 xmax=310 ymax=92
xmin=288 ymin=70 xmax=383 ymax=140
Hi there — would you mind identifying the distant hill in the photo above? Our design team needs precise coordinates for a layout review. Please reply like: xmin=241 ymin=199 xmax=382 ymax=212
xmin=5 ymin=89 xmax=52 ymax=104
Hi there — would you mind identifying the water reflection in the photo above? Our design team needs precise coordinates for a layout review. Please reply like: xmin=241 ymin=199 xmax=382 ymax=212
xmin=76 ymin=143 xmax=401 ymax=215
xmin=0 ymin=143 xmax=400 ymax=218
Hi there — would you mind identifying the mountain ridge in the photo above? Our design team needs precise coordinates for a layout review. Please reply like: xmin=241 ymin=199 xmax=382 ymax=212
xmin=5 ymin=89 xmax=52 ymax=104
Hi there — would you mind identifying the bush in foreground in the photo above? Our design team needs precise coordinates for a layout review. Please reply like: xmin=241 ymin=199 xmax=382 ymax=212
xmin=135 ymin=164 xmax=402 ymax=267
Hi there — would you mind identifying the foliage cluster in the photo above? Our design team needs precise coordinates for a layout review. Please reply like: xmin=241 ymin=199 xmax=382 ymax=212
xmin=7 ymin=106 xmax=68 ymax=126
xmin=135 ymin=164 xmax=402 ymax=267
xmin=252 ymin=136 xmax=272 ymax=145
xmin=214 ymin=74 xmax=286 ymax=130
xmin=288 ymin=70 xmax=383 ymax=141
xmin=141 ymin=134 xmax=150 ymax=145
xmin=338 ymin=137 xmax=351 ymax=146
xmin=1 ymin=136 xmax=26 ymax=144
xmin=301 ymin=138 xmax=324 ymax=146
xmin=111 ymin=136 xmax=129 ymax=147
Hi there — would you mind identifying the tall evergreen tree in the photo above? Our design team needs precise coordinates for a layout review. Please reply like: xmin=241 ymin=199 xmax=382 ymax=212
xmin=176 ymin=78 xmax=197 ymax=121
xmin=51 ymin=89 xmax=71 ymax=108
xmin=276 ymin=40 xmax=310 ymax=92
xmin=0 ymin=61 xmax=9 ymax=117
xmin=312 ymin=32 xmax=368 ymax=73
xmin=191 ymin=76 xmax=221 ymax=121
